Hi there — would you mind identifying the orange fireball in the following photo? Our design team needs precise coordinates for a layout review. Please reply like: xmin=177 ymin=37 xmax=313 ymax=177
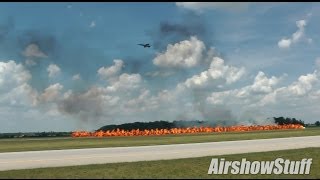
xmin=71 ymin=124 xmax=304 ymax=138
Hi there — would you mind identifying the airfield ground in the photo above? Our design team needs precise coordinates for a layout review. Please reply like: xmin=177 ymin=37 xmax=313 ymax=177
xmin=0 ymin=147 xmax=319 ymax=179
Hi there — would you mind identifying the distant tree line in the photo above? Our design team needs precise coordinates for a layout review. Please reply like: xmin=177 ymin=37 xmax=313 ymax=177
xmin=97 ymin=120 xmax=205 ymax=131
xmin=273 ymin=117 xmax=305 ymax=126
xmin=0 ymin=132 xmax=71 ymax=139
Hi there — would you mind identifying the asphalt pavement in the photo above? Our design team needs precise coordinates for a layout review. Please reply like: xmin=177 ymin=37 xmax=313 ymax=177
xmin=0 ymin=135 xmax=319 ymax=171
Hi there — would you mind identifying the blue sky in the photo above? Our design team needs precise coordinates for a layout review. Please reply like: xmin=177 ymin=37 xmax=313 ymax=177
xmin=0 ymin=2 xmax=320 ymax=132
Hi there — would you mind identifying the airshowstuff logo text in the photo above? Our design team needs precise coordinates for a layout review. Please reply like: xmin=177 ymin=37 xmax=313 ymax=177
xmin=208 ymin=158 xmax=312 ymax=175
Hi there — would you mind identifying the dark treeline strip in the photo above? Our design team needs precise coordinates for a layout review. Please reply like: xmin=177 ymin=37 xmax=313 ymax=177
xmin=97 ymin=120 xmax=205 ymax=132
xmin=0 ymin=132 xmax=71 ymax=139
xmin=273 ymin=117 xmax=305 ymax=126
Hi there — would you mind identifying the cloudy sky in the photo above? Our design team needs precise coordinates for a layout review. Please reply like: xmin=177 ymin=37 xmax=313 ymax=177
xmin=1 ymin=2 xmax=320 ymax=132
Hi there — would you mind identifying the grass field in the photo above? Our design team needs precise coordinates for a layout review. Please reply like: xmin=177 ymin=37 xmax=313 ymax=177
xmin=0 ymin=147 xmax=318 ymax=178
xmin=0 ymin=127 xmax=319 ymax=153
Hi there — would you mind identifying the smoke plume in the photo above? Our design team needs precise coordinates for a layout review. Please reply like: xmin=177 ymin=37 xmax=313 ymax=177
xmin=147 ymin=12 xmax=210 ymax=51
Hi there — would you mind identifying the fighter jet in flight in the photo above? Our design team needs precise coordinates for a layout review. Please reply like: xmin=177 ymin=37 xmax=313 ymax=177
xmin=137 ymin=43 xmax=151 ymax=48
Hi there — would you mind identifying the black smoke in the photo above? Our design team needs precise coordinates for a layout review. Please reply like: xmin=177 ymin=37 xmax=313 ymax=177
xmin=17 ymin=30 xmax=58 ymax=60
xmin=0 ymin=16 xmax=14 ymax=42
xmin=147 ymin=12 xmax=211 ymax=51
xmin=191 ymin=88 xmax=238 ymax=126
xmin=57 ymin=87 xmax=105 ymax=124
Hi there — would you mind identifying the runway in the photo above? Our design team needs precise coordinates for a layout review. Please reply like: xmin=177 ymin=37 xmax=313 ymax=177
xmin=0 ymin=135 xmax=319 ymax=171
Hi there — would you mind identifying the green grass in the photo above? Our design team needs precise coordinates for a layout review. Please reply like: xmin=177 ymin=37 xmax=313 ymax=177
xmin=0 ymin=147 xmax=319 ymax=179
xmin=0 ymin=127 xmax=319 ymax=153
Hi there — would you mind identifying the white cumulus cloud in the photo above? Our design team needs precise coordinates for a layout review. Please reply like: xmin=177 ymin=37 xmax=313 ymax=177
xmin=0 ymin=60 xmax=38 ymax=106
xmin=72 ymin=74 xmax=81 ymax=81
xmin=206 ymin=71 xmax=282 ymax=106
xmin=251 ymin=71 xmax=280 ymax=94
xmin=278 ymin=19 xmax=311 ymax=49
xmin=0 ymin=60 xmax=31 ymax=92
xmin=105 ymin=73 xmax=142 ymax=93
xmin=183 ymin=57 xmax=246 ymax=89
xmin=153 ymin=36 xmax=205 ymax=68
xmin=278 ymin=38 xmax=291 ymax=49
xmin=98 ymin=59 xmax=124 ymax=80
xmin=47 ymin=64 xmax=61 ymax=78
xmin=286 ymin=71 xmax=318 ymax=96
xmin=22 ymin=44 xmax=48 ymax=59
xmin=38 ymin=83 xmax=64 ymax=103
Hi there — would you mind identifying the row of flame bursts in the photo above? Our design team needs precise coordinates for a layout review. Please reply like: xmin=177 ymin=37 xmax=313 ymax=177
xmin=71 ymin=124 xmax=305 ymax=137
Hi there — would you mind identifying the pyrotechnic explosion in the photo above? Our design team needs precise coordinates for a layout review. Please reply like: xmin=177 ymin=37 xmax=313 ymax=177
xmin=72 ymin=124 xmax=304 ymax=137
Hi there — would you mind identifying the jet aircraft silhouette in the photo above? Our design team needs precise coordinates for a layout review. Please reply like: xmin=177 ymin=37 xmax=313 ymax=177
xmin=138 ymin=43 xmax=151 ymax=48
